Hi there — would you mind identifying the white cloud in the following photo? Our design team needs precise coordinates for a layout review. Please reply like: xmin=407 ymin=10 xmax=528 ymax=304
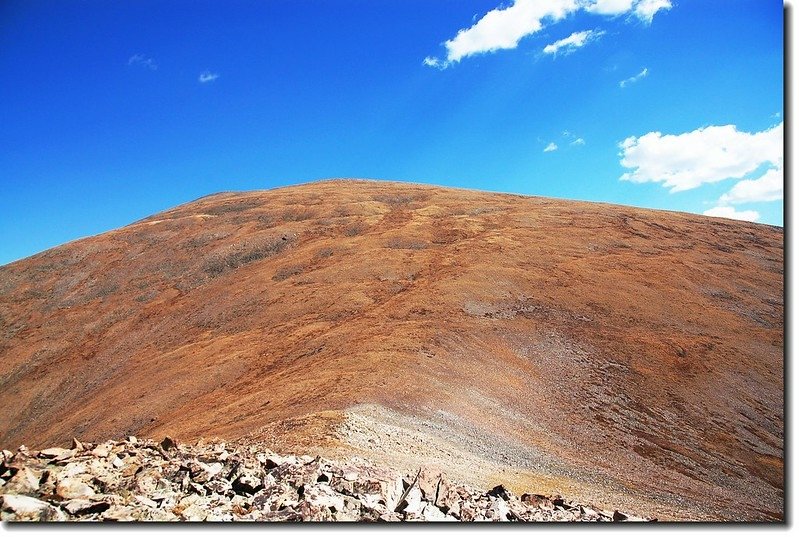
xmin=634 ymin=0 xmax=672 ymax=24
xmin=424 ymin=0 xmax=671 ymax=67
xmin=423 ymin=56 xmax=447 ymax=69
xmin=198 ymin=71 xmax=220 ymax=83
xmin=619 ymin=122 xmax=783 ymax=192
xmin=544 ymin=142 xmax=558 ymax=152
xmin=562 ymin=130 xmax=586 ymax=145
xmin=585 ymin=0 xmax=635 ymax=15
xmin=619 ymin=67 xmax=648 ymax=87
xmin=703 ymin=206 xmax=760 ymax=222
xmin=442 ymin=0 xmax=578 ymax=64
xmin=543 ymin=29 xmax=605 ymax=56
xmin=719 ymin=165 xmax=783 ymax=205
xmin=128 ymin=54 xmax=157 ymax=70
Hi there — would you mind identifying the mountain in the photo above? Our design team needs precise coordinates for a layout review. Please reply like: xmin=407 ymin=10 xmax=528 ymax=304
xmin=0 ymin=179 xmax=783 ymax=521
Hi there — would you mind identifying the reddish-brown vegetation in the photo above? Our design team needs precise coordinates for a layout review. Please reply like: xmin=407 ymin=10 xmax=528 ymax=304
xmin=0 ymin=179 xmax=783 ymax=520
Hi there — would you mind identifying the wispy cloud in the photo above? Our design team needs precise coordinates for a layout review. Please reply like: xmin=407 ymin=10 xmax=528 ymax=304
xmin=128 ymin=54 xmax=157 ymax=70
xmin=702 ymin=206 xmax=760 ymax=222
xmin=619 ymin=67 xmax=648 ymax=87
xmin=198 ymin=71 xmax=220 ymax=83
xmin=544 ymin=142 xmax=558 ymax=152
xmin=424 ymin=0 xmax=671 ymax=68
xmin=619 ymin=122 xmax=783 ymax=193
xmin=543 ymin=29 xmax=605 ymax=56
xmin=422 ymin=56 xmax=448 ymax=69
xmin=563 ymin=130 xmax=586 ymax=146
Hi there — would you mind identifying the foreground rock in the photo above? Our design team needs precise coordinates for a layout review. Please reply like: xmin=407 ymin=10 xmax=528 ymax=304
xmin=0 ymin=438 xmax=654 ymax=522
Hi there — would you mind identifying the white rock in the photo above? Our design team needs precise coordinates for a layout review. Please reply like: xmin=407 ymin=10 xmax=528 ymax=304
xmin=39 ymin=447 xmax=75 ymax=460
xmin=91 ymin=445 xmax=110 ymax=458
xmin=56 ymin=477 xmax=95 ymax=499
xmin=401 ymin=486 xmax=423 ymax=515
xmin=421 ymin=503 xmax=449 ymax=521
xmin=1 ymin=494 xmax=66 ymax=521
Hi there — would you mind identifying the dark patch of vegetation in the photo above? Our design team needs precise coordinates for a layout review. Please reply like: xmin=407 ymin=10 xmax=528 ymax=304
xmin=203 ymin=199 xmax=263 ymax=216
xmin=134 ymin=290 xmax=158 ymax=303
xmin=344 ymin=224 xmax=365 ymax=237
xmin=184 ymin=231 xmax=232 ymax=250
xmin=203 ymin=234 xmax=296 ymax=278
xmin=315 ymin=247 xmax=334 ymax=259
xmin=384 ymin=237 xmax=427 ymax=250
xmin=256 ymin=214 xmax=278 ymax=229
xmin=467 ymin=206 xmax=501 ymax=216
xmin=272 ymin=264 xmax=305 ymax=282
xmin=372 ymin=192 xmax=429 ymax=206
xmin=282 ymin=209 xmax=315 ymax=222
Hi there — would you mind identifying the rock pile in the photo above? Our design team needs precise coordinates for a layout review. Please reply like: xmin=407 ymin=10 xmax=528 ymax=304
xmin=1 ymin=437 xmax=654 ymax=522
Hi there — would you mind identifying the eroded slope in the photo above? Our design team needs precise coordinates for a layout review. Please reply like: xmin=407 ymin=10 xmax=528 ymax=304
xmin=0 ymin=179 xmax=783 ymax=520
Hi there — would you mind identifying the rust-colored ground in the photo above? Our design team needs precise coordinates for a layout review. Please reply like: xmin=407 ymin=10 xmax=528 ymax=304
xmin=0 ymin=179 xmax=783 ymax=520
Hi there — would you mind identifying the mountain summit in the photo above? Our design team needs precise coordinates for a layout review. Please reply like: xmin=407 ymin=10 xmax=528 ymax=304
xmin=0 ymin=180 xmax=783 ymax=520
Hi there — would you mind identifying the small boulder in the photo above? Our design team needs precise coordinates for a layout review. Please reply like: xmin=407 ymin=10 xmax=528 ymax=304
xmin=39 ymin=447 xmax=75 ymax=461
xmin=1 ymin=494 xmax=66 ymax=521
xmin=159 ymin=436 xmax=177 ymax=451
xmin=55 ymin=477 xmax=95 ymax=499
xmin=62 ymin=498 xmax=110 ymax=516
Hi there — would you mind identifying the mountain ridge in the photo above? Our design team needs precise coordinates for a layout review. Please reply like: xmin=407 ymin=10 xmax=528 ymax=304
xmin=0 ymin=179 xmax=783 ymax=520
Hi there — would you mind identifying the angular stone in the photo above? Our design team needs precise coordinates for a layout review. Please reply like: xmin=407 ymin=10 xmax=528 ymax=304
xmin=63 ymin=498 xmax=111 ymax=516
xmin=521 ymin=493 xmax=553 ymax=510
xmin=3 ymin=467 xmax=40 ymax=496
xmin=421 ymin=503 xmax=449 ymax=521
xmin=417 ymin=468 xmax=442 ymax=502
xmin=398 ymin=486 xmax=423 ymax=516
xmin=180 ymin=503 xmax=207 ymax=521
xmin=39 ymin=447 xmax=75 ymax=460
xmin=134 ymin=495 xmax=159 ymax=509
xmin=102 ymin=505 xmax=136 ymax=521
xmin=205 ymin=478 xmax=232 ymax=495
xmin=160 ymin=436 xmax=177 ymax=451
xmin=487 ymin=484 xmax=511 ymax=501
xmin=1 ymin=494 xmax=66 ymax=521
xmin=91 ymin=445 xmax=111 ymax=458
xmin=491 ymin=496 xmax=512 ymax=521
xmin=189 ymin=461 xmax=223 ymax=484
xmin=232 ymin=467 xmax=264 ymax=495
xmin=55 ymin=477 xmax=95 ymax=499
xmin=378 ymin=511 xmax=402 ymax=522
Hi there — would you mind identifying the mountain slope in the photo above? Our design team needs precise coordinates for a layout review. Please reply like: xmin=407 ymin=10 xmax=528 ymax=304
xmin=0 ymin=179 xmax=783 ymax=520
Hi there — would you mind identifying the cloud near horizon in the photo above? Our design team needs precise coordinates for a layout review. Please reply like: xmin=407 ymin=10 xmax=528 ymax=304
xmin=702 ymin=206 xmax=760 ymax=222
xmin=620 ymin=121 xmax=782 ymax=223
xmin=618 ymin=122 xmax=783 ymax=193
xmin=424 ymin=0 xmax=671 ymax=68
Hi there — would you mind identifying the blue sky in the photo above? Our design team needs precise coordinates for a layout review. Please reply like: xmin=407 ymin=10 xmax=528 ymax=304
xmin=0 ymin=0 xmax=784 ymax=265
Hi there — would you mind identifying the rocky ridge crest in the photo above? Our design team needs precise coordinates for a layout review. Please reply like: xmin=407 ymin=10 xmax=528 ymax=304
xmin=0 ymin=436 xmax=653 ymax=522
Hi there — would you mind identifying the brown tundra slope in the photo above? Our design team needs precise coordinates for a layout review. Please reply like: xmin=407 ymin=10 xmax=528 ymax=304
xmin=0 ymin=179 xmax=783 ymax=521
